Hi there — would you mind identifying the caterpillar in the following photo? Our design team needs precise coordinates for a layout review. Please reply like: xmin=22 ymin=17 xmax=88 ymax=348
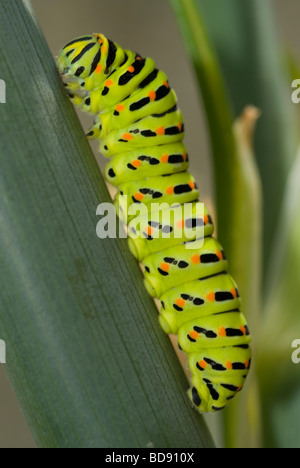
xmin=57 ymin=33 xmax=251 ymax=413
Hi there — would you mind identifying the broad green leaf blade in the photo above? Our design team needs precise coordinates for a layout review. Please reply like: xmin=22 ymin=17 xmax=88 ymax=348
xmin=169 ymin=0 xmax=263 ymax=447
xmin=197 ymin=0 xmax=298 ymax=277
xmin=0 ymin=0 xmax=214 ymax=448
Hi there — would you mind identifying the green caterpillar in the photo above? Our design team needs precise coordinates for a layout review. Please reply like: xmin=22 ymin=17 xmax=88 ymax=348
xmin=57 ymin=33 xmax=251 ymax=413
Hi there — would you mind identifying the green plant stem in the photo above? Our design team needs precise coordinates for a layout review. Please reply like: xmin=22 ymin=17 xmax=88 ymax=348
xmin=169 ymin=0 xmax=263 ymax=447
xmin=169 ymin=0 xmax=237 ymax=257
xmin=197 ymin=0 xmax=298 ymax=277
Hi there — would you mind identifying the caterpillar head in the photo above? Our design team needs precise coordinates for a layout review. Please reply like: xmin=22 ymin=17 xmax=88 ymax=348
xmin=57 ymin=34 xmax=103 ymax=79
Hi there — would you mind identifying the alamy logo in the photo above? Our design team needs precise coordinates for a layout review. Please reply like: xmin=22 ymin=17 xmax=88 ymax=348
xmin=96 ymin=200 xmax=205 ymax=249
xmin=291 ymin=339 xmax=300 ymax=364
xmin=291 ymin=79 xmax=300 ymax=104
xmin=0 ymin=339 xmax=6 ymax=364
xmin=0 ymin=79 xmax=6 ymax=104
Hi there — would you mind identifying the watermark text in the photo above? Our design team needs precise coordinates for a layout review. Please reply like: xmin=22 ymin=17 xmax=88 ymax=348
xmin=291 ymin=79 xmax=300 ymax=104
xmin=0 ymin=79 xmax=6 ymax=104
xmin=0 ymin=339 xmax=6 ymax=364
xmin=291 ymin=339 xmax=300 ymax=364
xmin=96 ymin=200 xmax=205 ymax=249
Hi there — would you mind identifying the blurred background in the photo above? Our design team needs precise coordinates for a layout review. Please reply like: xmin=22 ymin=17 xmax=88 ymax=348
xmin=1 ymin=0 xmax=300 ymax=448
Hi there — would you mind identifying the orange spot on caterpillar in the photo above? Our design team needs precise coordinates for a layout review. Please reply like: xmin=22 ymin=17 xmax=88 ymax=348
xmin=105 ymin=79 xmax=114 ymax=87
xmin=189 ymin=330 xmax=199 ymax=340
xmin=148 ymin=90 xmax=156 ymax=101
xmin=204 ymin=214 xmax=209 ymax=225
xmin=161 ymin=154 xmax=169 ymax=163
xmin=199 ymin=360 xmax=208 ymax=369
xmin=189 ymin=181 xmax=195 ymax=190
xmin=178 ymin=123 xmax=183 ymax=132
xmin=146 ymin=226 xmax=154 ymax=236
xmin=132 ymin=159 xmax=141 ymax=168
xmin=122 ymin=133 xmax=134 ymax=141
xmin=175 ymin=298 xmax=186 ymax=308
xmin=95 ymin=64 xmax=103 ymax=74
xmin=218 ymin=326 xmax=226 ymax=337
xmin=127 ymin=65 xmax=135 ymax=73
xmin=216 ymin=250 xmax=223 ymax=260
xmin=206 ymin=292 xmax=215 ymax=302
xmin=176 ymin=219 xmax=185 ymax=229
xmin=191 ymin=254 xmax=200 ymax=265
xmin=163 ymin=81 xmax=169 ymax=88
xmin=116 ymin=104 xmax=125 ymax=112
xmin=160 ymin=262 xmax=170 ymax=272
xmin=156 ymin=127 xmax=165 ymax=136
xmin=166 ymin=186 xmax=174 ymax=195
xmin=226 ymin=361 xmax=233 ymax=370
xmin=245 ymin=360 xmax=250 ymax=369
xmin=240 ymin=326 xmax=247 ymax=335
xmin=134 ymin=192 xmax=144 ymax=201
xmin=183 ymin=153 xmax=187 ymax=161
xmin=230 ymin=288 xmax=237 ymax=298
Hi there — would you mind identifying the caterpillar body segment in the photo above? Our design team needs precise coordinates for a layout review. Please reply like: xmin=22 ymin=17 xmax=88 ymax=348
xmin=58 ymin=34 xmax=251 ymax=413
xmin=104 ymin=142 xmax=189 ymax=186
xmin=127 ymin=202 xmax=214 ymax=262
xmin=97 ymin=110 xmax=185 ymax=158
xmin=159 ymin=273 xmax=241 ymax=335
xmin=115 ymin=171 xmax=199 ymax=224
xmin=142 ymin=237 xmax=228 ymax=298
xmin=178 ymin=311 xmax=251 ymax=354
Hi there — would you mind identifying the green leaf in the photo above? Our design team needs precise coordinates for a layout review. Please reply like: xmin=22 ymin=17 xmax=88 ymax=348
xmin=169 ymin=0 xmax=263 ymax=447
xmin=0 ymin=0 xmax=214 ymax=448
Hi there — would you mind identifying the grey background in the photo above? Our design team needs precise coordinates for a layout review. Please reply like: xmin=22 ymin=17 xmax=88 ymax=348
xmin=0 ymin=0 xmax=299 ymax=448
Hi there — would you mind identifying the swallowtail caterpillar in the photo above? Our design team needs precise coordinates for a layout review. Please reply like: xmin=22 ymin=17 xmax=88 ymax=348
xmin=57 ymin=33 xmax=251 ymax=413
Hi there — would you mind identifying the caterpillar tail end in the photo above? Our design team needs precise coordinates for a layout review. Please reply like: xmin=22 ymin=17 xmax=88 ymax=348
xmin=188 ymin=386 xmax=203 ymax=413
xmin=187 ymin=385 xmax=221 ymax=414
xmin=187 ymin=386 xmax=225 ymax=414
